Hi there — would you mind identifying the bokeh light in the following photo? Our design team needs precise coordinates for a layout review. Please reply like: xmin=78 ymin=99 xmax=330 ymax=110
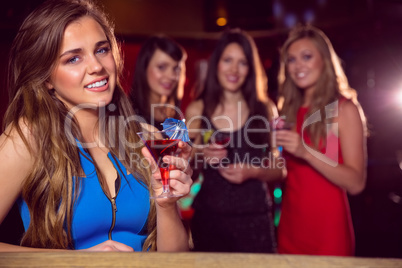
xmin=273 ymin=0 xmax=283 ymax=18
xmin=304 ymin=9 xmax=315 ymax=23
xmin=273 ymin=186 xmax=282 ymax=204
xmin=396 ymin=89 xmax=402 ymax=106
xmin=284 ymin=13 xmax=297 ymax=28
xmin=216 ymin=17 xmax=227 ymax=27
xmin=273 ymin=187 xmax=282 ymax=199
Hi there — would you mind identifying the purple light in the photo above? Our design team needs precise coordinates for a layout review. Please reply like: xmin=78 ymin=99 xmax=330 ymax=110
xmin=273 ymin=1 xmax=283 ymax=18
xmin=284 ymin=13 xmax=297 ymax=28
xmin=304 ymin=9 xmax=315 ymax=23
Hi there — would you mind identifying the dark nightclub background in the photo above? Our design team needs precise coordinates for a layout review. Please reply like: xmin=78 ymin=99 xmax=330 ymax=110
xmin=1 ymin=0 xmax=402 ymax=258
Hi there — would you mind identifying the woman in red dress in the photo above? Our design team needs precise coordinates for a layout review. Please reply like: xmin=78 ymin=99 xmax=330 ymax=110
xmin=275 ymin=25 xmax=368 ymax=256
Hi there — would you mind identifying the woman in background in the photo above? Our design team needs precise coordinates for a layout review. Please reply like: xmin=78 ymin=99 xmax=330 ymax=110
xmin=276 ymin=25 xmax=367 ymax=256
xmin=0 ymin=0 xmax=192 ymax=252
xmin=185 ymin=28 xmax=284 ymax=253
xmin=129 ymin=35 xmax=187 ymax=130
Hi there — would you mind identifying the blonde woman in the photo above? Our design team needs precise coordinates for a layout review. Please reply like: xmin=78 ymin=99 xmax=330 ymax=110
xmin=276 ymin=25 xmax=367 ymax=256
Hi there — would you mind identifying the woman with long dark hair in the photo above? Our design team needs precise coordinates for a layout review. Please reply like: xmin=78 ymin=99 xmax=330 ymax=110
xmin=129 ymin=35 xmax=186 ymax=130
xmin=186 ymin=28 xmax=284 ymax=253
xmin=0 ymin=0 xmax=192 ymax=252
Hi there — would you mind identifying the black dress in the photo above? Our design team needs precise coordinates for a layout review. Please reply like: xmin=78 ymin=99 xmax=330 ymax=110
xmin=190 ymin=119 xmax=276 ymax=253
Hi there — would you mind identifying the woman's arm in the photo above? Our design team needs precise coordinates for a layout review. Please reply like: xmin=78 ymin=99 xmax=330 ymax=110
xmin=142 ymin=142 xmax=192 ymax=251
xmin=276 ymin=100 xmax=367 ymax=195
xmin=0 ymin=126 xmax=33 ymax=227
xmin=0 ymin=240 xmax=134 ymax=252
xmin=0 ymin=125 xmax=37 ymax=252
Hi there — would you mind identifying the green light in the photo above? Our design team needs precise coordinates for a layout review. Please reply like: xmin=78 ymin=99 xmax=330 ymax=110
xmin=274 ymin=209 xmax=281 ymax=227
xmin=273 ymin=188 xmax=282 ymax=198
xmin=190 ymin=182 xmax=202 ymax=195
xmin=274 ymin=196 xmax=282 ymax=204
xmin=180 ymin=198 xmax=193 ymax=209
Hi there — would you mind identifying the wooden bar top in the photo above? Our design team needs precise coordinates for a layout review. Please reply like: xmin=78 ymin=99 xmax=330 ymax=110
xmin=0 ymin=252 xmax=401 ymax=268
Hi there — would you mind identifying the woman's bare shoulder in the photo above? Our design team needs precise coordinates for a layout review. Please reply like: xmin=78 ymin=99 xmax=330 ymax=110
xmin=0 ymin=119 xmax=35 ymax=151
xmin=339 ymin=99 xmax=363 ymax=121
xmin=262 ymin=98 xmax=278 ymax=120
xmin=0 ymin=121 xmax=36 ymax=224
xmin=0 ymin=120 xmax=35 ymax=186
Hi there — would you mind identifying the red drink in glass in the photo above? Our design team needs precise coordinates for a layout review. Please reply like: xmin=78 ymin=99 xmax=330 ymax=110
xmin=145 ymin=139 xmax=179 ymax=186
xmin=210 ymin=131 xmax=231 ymax=146
xmin=137 ymin=128 xmax=188 ymax=199
xmin=213 ymin=134 xmax=230 ymax=146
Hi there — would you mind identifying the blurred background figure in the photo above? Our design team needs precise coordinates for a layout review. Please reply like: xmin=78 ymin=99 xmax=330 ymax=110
xmin=129 ymin=35 xmax=187 ymax=130
xmin=275 ymin=24 xmax=368 ymax=256
xmin=185 ymin=28 xmax=285 ymax=253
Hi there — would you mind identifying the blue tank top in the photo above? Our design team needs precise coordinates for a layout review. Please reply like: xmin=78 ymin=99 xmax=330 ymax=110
xmin=18 ymin=145 xmax=150 ymax=251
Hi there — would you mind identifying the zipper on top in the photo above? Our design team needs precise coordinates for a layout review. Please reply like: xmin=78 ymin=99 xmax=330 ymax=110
xmin=102 ymin=172 xmax=121 ymax=241
xmin=108 ymin=196 xmax=118 ymax=240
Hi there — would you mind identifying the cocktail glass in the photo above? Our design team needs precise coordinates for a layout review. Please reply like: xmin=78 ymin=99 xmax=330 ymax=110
xmin=211 ymin=131 xmax=231 ymax=147
xmin=202 ymin=130 xmax=231 ymax=167
xmin=271 ymin=117 xmax=294 ymax=157
xmin=137 ymin=129 xmax=188 ymax=199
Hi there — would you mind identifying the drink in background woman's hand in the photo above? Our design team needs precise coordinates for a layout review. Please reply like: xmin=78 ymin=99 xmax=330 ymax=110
xmin=211 ymin=131 xmax=231 ymax=146
xmin=271 ymin=117 xmax=294 ymax=157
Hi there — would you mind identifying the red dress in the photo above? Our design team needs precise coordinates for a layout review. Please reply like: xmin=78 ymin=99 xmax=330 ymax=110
xmin=277 ymin=106 xmax=355 ymax=256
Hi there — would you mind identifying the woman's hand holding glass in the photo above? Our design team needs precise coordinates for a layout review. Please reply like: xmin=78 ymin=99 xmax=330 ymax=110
xmin=201 ymin=131 xmax=231 ymax=166
xmin=141 ymin=141 xmax=193 ymax=203
xmin=275 ymin=130 xmax=308 ymax=159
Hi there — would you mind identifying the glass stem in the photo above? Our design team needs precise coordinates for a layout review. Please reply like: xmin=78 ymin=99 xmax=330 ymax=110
xmin=162 ymin=184 xmax=170 ymax=193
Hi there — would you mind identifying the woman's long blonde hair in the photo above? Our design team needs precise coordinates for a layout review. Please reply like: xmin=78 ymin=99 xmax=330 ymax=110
xmin=4 ymin=0 xmax=157 ymax=250
xmin=278 ymin=25 xmax=366 ymax=148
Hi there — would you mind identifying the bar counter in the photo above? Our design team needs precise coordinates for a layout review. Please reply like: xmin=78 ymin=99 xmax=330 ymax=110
xmin=0 ymin=252 xmax=401 ymax=267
